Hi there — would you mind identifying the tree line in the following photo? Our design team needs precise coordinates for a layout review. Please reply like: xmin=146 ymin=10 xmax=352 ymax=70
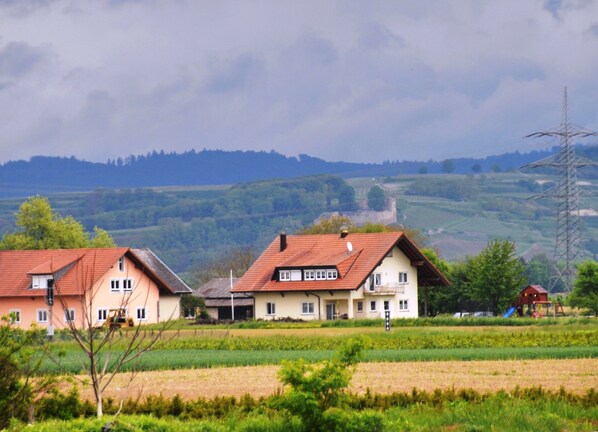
xmin=5 ymin=146 xmax=597 ymax=198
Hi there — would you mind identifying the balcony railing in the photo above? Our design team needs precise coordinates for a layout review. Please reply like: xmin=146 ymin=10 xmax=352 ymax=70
xmin=364 ymin=283 xmax=405 ymax=295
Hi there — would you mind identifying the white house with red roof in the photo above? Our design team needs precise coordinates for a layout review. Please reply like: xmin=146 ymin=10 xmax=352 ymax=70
xmin=0 ymin=247 xmax=191 ymax=329
xmin=232 ymin=232 xmax=449 ymax=320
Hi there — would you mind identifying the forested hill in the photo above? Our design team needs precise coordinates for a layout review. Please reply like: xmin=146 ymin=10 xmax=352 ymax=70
xmin=2 ymin=146 xmax=597 ymax=198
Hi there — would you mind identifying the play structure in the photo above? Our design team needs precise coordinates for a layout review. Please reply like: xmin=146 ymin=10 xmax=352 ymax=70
xmin=506 ymin=285 xmax=565 ymax=318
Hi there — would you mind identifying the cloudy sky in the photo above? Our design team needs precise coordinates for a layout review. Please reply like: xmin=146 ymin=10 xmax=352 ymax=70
xmin=1 ymin=0 xmax=597 ymax=164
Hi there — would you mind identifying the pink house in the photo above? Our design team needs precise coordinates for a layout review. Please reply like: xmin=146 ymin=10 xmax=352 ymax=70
xmin=0 ymin=247 xmax=191 ymax=329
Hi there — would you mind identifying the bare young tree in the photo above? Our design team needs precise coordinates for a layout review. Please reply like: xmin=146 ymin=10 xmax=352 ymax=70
xmin=47 ymin=255 xmax=175 ymax=418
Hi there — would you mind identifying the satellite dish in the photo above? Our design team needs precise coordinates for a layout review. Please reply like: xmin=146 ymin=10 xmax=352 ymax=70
xmin=347 ymin=241 xmax=353 ymax=253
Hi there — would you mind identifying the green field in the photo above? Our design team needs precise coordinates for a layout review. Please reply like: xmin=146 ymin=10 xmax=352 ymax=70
xmin=39 ymin=319 xmax=598 ymax=374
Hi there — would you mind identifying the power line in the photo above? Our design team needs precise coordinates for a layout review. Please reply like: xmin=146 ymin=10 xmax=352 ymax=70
xmin=522 ymin=87 xmax=598 ymax=292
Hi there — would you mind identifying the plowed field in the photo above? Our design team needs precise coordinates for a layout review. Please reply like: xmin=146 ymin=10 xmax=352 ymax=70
xmin=74 ymin=358 xmax=597 ymax=401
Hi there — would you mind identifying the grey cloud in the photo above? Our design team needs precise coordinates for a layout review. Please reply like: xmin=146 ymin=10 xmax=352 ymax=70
xmin=0 ymin=0 xmax=55 ymax=17
xmin=0 ymin=42 xmax=45 ymax=77
xmin=206 ymin=54 xmax=264 ymax=94
xmin=543 ymin=0 xmax=563 ymax=17
xmin=284 ymin=33 xmax=338 ymax=68
xmin=359 ymin=22 xmax=405 ymax=50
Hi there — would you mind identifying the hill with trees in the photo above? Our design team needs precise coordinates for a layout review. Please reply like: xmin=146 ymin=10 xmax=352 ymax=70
xmin=2 ymin=146 xmax=597 ymax=198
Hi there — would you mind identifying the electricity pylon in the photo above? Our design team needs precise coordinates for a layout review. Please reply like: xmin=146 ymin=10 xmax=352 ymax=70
xmin=522 ymin=87 xmax=598 ymax=292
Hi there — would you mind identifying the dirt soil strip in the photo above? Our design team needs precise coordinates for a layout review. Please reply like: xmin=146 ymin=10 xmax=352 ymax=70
xmin=73 ymin=359 xmax=598 ymax=401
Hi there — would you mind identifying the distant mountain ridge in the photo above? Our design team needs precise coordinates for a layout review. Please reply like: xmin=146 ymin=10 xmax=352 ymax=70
xmin=2 ymin=146 xmax=596 ymax=198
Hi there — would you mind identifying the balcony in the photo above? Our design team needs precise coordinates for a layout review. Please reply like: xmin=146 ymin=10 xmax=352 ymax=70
xmin=364 ymin=283 xmax=405 ymax=296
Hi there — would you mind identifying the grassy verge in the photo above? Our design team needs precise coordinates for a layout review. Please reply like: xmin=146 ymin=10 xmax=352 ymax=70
xmin=7 ymin=389 xmax=598 ymax=431
xmin=39 ymin=346 xmax=598 ymax=374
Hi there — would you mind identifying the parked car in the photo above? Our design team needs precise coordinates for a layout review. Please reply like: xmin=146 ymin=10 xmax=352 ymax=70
xmin=473 ymin=311 xmax=495 ymax=317
xmin=452 ymin=312 xmax=470 ymax=318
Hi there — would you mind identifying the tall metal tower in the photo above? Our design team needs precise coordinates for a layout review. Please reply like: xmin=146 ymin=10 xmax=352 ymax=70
xmin=523 ymin=87 xmax=598 ymax=292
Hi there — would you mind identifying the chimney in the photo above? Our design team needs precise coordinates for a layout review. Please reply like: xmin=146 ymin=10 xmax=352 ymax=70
xmin=340 ymin=229 xmax=349 ymax=238
xmin=280 ymin=232 xmax=287 ymax=252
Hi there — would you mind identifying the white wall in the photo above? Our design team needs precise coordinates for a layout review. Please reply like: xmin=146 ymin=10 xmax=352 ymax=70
xmin=254 ymin=245 xmax=420 ymax=320
xmin=158 ymin=296 xmax=181 ymax=322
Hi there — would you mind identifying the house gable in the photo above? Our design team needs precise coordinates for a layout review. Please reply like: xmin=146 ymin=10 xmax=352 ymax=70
xmin=233 ymin=232 xmax=449 ymax=294
xmin=0 ymin=248 xmax=191 ymax=328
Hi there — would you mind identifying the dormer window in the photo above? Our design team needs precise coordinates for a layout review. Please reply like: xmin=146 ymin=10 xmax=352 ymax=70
xmin=280 ymin=268 xmax=337 ymax=282
xmin=31 ymin=275 xmax=52 ymax=289
xmin=315 ymin=270 xmax=327 ymax=280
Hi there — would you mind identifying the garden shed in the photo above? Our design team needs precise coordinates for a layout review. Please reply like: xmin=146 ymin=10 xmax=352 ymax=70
xmin=195 ymin=278 xmax=253 ymax=320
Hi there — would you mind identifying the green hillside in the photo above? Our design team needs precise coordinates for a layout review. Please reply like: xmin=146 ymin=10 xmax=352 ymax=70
xmin=348 ymin=172 xmax=598 ymax=262
xmin=1 ymin=172 xmax=597 ymax=285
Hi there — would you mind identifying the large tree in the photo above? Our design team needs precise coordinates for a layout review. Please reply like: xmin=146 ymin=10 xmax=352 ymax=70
xmin=0 ymin=196 xmax=115 ymax=249
xmin=367 ymin=186 xmax=386 ymax=211
xmin=467 ymin=240 xmax=527 ymax=315
xmin=569 ymin=260 xmax=598 ymax=315
xmin=299 ymin=216 xmax=428 ymax=248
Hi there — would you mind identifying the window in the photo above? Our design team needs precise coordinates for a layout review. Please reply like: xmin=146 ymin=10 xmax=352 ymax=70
xmin=304 ymin=270 xmax=315 ymax=280
xmin=118 ymin=257 xmax=125 ymax=272
xmin=136 ymin=307 xmax=147 ymax=321
xmin=384 ymin=300 xmax=390 ymax=311
xmin=399 ymin=300 xmax=409 ymax=311
xmin=290 ymin=270 xmax=302 ymax=281
xmin=301 ymin=302 xmax=314 ymax=315
xmin=369 ymin=301 xmax=377 ymax=312
xmin=123 ymin=278 xmax=133 ymax=291
xmin=399 ymin=272 xmax=408 ymax=284
xmin=327 ymin=269 xmax=338 ymax=280
xmin=356 ymin=301 xmax=363 ymax=312
xmin=279 ymin=270 xmax=290 ymax=281
xmin=111 ymin=278 xmax=133 ymax=292
xmin=98 ymin=308 xmax=108 ymax=322
xmin=184 ymin=308 xmax=196 ymax=319
xmin=266 ymin=302 xmax=276 ymax=316
xmin=374 ymin=273 xmax=382 ymax=286
xmin=32 ymin=275 xmax=52 ymax=289
xmin=64 ymin=308 xmax=75 ymax=323
xmin=37 ymin=309 xmax=48 ymax=323
xmin=9 ymin=309 xmax=21 ymax=324
xmin=315 ymin=270 xmax=327 ymax=280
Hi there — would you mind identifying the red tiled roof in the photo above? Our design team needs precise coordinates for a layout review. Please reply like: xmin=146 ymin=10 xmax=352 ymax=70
xmin=0 ymin=248 xmax=129 ymax=297
xmin=0 ymin=248 xmax=191 ymax=298
xmin=232 ymin=232 xmax=449 ymax=293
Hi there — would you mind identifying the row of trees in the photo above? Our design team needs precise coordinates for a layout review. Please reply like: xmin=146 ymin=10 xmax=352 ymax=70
xmin=424 ymin=245 xmax=598 ymax=317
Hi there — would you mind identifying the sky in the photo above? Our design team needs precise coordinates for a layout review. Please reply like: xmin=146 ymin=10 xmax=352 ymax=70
xmin=1 ymin=0 xmax=598 ymax=165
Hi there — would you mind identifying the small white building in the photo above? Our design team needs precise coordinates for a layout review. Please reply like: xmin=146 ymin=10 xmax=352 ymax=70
xmin=232 ymin=231 xmax=449 ymax=320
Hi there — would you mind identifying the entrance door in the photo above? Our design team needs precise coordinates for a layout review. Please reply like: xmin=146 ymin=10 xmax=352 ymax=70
xmin=326 ymin=303 xmax=337 ymax=320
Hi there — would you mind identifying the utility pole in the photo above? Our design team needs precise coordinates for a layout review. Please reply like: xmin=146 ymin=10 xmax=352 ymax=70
xmin=522 ymin=87 xmax=598 ymax=292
